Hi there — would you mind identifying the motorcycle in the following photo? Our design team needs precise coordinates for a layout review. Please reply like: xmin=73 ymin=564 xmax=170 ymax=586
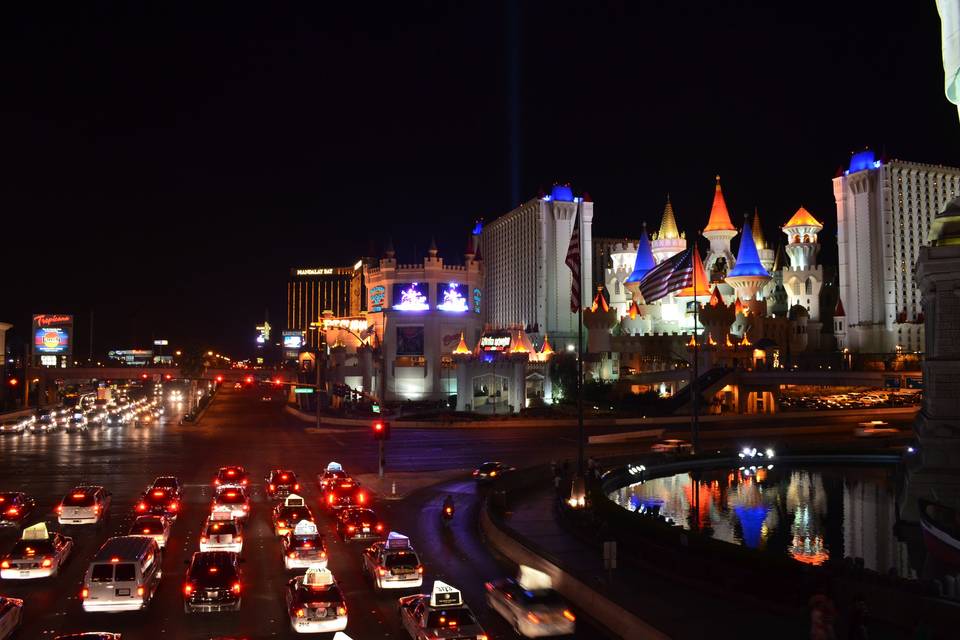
xmin=441 ymin=503 xmax=455 ymax=528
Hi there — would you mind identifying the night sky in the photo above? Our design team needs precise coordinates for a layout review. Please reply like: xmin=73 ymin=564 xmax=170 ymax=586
xmin=2 ymin=1 xmax=957 ymax=358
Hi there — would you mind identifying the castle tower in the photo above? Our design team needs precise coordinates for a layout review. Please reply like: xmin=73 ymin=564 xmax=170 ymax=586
xmin=650 ymin=195 xmax=686 ymax=264
xmin=605 ymin=239 xmax=641 ymax=317
xmin=833 ymin=298 xmax=847 ymax=350
xmin=781 ymin=207 xmax=824 ymax=322
xmin=725 ymin=215 xmax=772 ymax=316
xmin=752 ymin=208 xmax=776 ymax=272
xmin=703 ymin=176 xmax=738 ymax=282
xmin=624 ymin=223 xmax=657 ymax=302
xmin=699 ymin=285 xmax=736 ymax=345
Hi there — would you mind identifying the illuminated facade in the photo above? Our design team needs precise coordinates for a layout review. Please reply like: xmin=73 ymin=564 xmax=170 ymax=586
xmin=482 ymin=184 xmax=594 ymax=352
xmin=833 ymin=151 xmax=960 ymax=352
xmin=287 ymin=265 xmax=366 ymax=349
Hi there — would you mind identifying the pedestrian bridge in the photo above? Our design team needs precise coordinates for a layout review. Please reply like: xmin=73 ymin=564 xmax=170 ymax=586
xmin=25 ymin=366 xmax=297 ymax=384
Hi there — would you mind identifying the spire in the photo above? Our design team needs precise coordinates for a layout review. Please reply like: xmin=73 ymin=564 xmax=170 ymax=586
xmin=625 ymin=223 xmax=656 ymax=283
xmin=384 ymin=238 xmax=396 ymax=259
xmin=428 ymin=236 xmax=438 ymax=257
xmin=627 ymin=300 xmax=641 ymax=319
xmin=677 ymin=248 xmax=712 ymax=297
xmin=704 ymin=175 xmax=736 ymax=232
xmin=772 ymin=242 xmax=785 ymax=271
xmin=783 ymin=206 xmax=824 ymax=230
xmin=707 ymin=285 xmax=724 ymax=307
xmin=540 ymin=333 xmax=554 ymax=356
xmin=657 ymin=195 xmax=680 ymax=240
xmin=727 ymin=215 xmax=771 ymax=278
xmin=590 ymin=286 xmax=610 ymax=312
xmin=751 ymin=207 xmax=766 ymax=250
xmin=834 ymin=298 xmax=846 ymax=317
xmin=452 ymin=332 xmax=472 ymax=355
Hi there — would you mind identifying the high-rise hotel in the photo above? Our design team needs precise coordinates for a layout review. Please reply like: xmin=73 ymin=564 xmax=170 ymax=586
xmin=833 ymin=150 xmax=960 ymax=352
xmin=287 ymin=265 xmax=366 ymax=348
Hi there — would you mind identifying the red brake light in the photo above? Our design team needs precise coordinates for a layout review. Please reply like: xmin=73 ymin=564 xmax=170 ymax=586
xmin=5 ymin=507 xmax=18 ymax=516
xmin=232 ymin=582 xmax=241 ymax=594
xmin=288 ymin=551 xmax=297 ymax=559
xmin=183 ymin=583 xmax=193 ymax=595
xmin=358 ymin=492 xmax=366 ymax=504
xmin=281 ymin=474 xmax=288 ymax=480
xmin=81 ymin=587 xmax=89 ymax=599
xmin=295 ymin=607 xmax=305 ymax=618
xmin=376 ymin=523 xmax=383 ymax=532
xmin=327 ymin=494 xmax=335 ymax=505
xmin=136 ymin=502 xmax=147 ymax=512
xmin=152 ymin=490 xmax=165 ymax=497
xmin=226 ymin=470 xmax=235 ymax=476
xmin=168 ymin=501 xmax=178 ymax=511
xmin=377 ymin=566 xmax=388 ymax=576
xmin=0 ymin=560 xmax=9 ymax=569
xmin=269 ymin=484 xmax=275 ymax=492
xmin=137 ymin=586 xmax=145 ymax=597
xmin=71 ymin=492 xmax=86 ymax=499
xmin=337 ymin=605 xmax=347 ymax=616
xmin=347 ymin=525 xmax=355 ymax=532
xmin=294 ymin=483 xmax=300 ymax=490
xmin=225 ymin=491 xmax=237 ymax=498
xmin=417 ymin=565 xmax=424 ymax=574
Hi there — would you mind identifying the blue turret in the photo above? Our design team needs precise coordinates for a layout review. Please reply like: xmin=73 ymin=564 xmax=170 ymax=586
xmin=727 ymin=217 xmax=770 ymax=278
xmin=625 ymin=224 xmax=656 ymax=283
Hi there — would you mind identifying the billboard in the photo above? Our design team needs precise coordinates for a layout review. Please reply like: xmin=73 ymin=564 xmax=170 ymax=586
xmin=396 ymin=326 xmax=425 ymax=356
xmin=369 ymin=285 xmax=386 ymax=312
xmin=436 ymin=282 xmax=469 ymax=312
xmin=473 ymin=287 xmax=482 ymax=314
xmin=32 ymin=314 xmax=73 ymax=356
xmin=392 ymin=282 xmax=429 ymax=311
xmin=282 ymin=332 xmax=304 ymax=349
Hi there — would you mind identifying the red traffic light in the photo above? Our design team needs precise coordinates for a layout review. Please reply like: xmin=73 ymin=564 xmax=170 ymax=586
xmin=374 ymin=422 xmax=384 ymax=432
xmin=215 ymin=375 xmax=224 ymax=383
xmin=273 ymin=378 xmax=282 ymax=386
xmin=164 ymin=374 xmax=172 ymax=380
xmin=373 ymin=421 xmax=390 ymax=441
xmin=141 ymin=373 xmax=149 ymax=380
xmin=244 ymin=375 xmax=253 ymax=384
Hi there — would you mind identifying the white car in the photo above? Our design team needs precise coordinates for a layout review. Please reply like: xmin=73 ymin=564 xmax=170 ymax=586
xmin=484 ymin=566 xmax=576 ymax=637
xmin=398 ymin=581 xmax=487 ymax=640
xmin=211 ymin=487 xmax=250 ymax=521
xmin=0 ymin=523 xmax=74 ymax=579
xmin=285 ymin=567 xmax=347 ymax=634
xmin=0 ymin=596 xmax=23 ymax=639
xmin=129 ymin=515 xmax=172 ymax=549
xmin=200 ymin=509 xmax=244 ymax=553
xmin=361 ymin=532 xmax=423 ymax=590
xmin=57 ymin=486 xmax=111 ymax=525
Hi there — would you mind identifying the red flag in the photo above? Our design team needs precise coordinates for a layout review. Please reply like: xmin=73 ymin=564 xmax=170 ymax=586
xmin=565 ymin=213 xmax=581 ymax=312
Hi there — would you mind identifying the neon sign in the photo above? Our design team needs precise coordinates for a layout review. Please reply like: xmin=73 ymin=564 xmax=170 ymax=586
xmin=473 ymin=288 xmax=482 ymax=314
xmin=437 ymin=282 xmax=468 ymax=312
xmin=393 ymin=283 xmax=429 ymax=311
xmin=370 ymin=285 xmax=385 ymax=312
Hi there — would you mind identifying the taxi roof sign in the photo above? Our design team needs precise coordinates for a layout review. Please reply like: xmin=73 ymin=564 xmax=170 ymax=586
xmin=210 ymin=506 xmax=235 ymax=521
xmin=517 ymin=565 xmax=553 ymax=590
xmin=303 ymin=566 xmax=334 ymax=587
xmin=326 ymin=461 xmax=343 ymax=472
xmin=430 ymin=580 xmax=462 ymax=608
xmin=284 ymin=493 xmax=305 ymax=507
xmin=21 ymin=523 xmax=50 ymax=541
xmin=332 ymin=633 xmax=354 ymax=640
xmin=385 ymin=531 xmax=411 ymax=550
xmin=293 ymin=519 xmax=318 ymax=536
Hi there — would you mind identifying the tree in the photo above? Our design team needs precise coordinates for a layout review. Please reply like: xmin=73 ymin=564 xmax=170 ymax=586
xmin=549 ymin=353 xmax=578 ymax=403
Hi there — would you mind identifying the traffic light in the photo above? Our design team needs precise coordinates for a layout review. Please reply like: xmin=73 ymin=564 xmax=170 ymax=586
xmin=373 ymin=420 xmax=390 ymax=441
xmin=244 ymin=375 xmax=253 ymax=384
xmin=164 ymin=374 xmax=172 ymax=381
xmin=141 ymin=373 xmax=149 ymax=380
xmin=215 ymin=375 xmax=224 ymax=383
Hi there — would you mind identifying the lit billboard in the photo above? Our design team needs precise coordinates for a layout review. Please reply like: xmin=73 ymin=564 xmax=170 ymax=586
xmin=392 ymin=283 xmax=429 ymax=311
xmin=32 ymin=314 xmax=73 ymax=356
xmin=282 ymin=332 xmax=304 ymax=349
xmin=436 ymin=282 xmax=469 ymax=312
xmin=369 ymin=285 xmax=386 ymax=312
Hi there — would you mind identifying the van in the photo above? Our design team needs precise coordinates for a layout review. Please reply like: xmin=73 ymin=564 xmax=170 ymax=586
xmin=81 ymin=536 xmax=162 ymax=612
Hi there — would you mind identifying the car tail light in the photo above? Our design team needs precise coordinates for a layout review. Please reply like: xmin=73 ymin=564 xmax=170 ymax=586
xmin=136 ymin=502 xmax=147 ymax=512
xmin=278 ymin=521 xmax=286 ymax=528
xmin=241 ymin=479 xmax=248 ymax=485
xmin=234 ymin=536 xmax=242 ymax=543
xmin=81 ymin=587 xmax=89 ymax=599
xmin=214 ymin=479 xmax=220 ymax=485
xmin=327 ymin=494 xmax=335 ymax=505
xmin=347 ymin=525 xmax=355 ymax=533
xmin=137 ymin=586 xmax=145 ymax=597
xmin=337 ymin=605 xmax=347 ymax=616
xmin=0 ymin=560 xmax=9 ymax=569
xmin=269 ymin=484 xmax=275 ymax=492
xmin=527 ymin=612 xmax=541 ymax=624
xmin=200 ymin=536 xmax=207 ymax=544
xmin=473 ymin=470 xmax=479 ymax=476
xmin=168 ymin=501 xmax=178 ymax=512
xmin=41 ymin=557 xmax=53 ymax=568
xmin=377 ymin=566 xmax=388 ymax=576
xmin=56 ymin=505 xmax=63 ymax=515
xmin=232 ymin=582 xmax=241 ymax=594
xmin=242 ymin=504 xmax=249 ymax=511
xmin=183 ymin=583 xmax=193 ymax=595
xmin=478 ymin=635 xmax=488 ymax=640
xmin=563 ymin=609 xmax=576 ymax=621
xmin=416 ymin=565 xmax=424 ymax=574
xmin=358 ymin=492 xmax=366 ymax=504
xmin=295 ymin=607 xmax=305 ymax=618
xmin=484 ymin=582 xmax=493 ymax=591
xmin=93 ymin=504 xmax=100 ymax=515
xmin=288 ymin=551 xmax=297 ymax=559
xmin=320 ymin=551 xmax=327 ymax=559
xmin=5 ymin=507 xmax=18 ymax=516
xmin=376 ymin=523 xmax=384 ymax=532
xmin=294 ymin=483 xmax=300 ymax=490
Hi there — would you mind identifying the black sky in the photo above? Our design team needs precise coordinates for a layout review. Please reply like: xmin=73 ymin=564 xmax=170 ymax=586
xmin=2 ymin=1 xmax=957 ymax=358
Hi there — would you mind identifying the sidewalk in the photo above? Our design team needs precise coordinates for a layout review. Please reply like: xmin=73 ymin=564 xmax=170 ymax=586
xmin=354 ymin=469 xmax=469 ymax=500
xmin=501 ymin=482 xmax=809 ymax=639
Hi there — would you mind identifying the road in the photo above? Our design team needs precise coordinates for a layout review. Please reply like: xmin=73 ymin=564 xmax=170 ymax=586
xmin=0 ymin=385 xmax=610 ymax=639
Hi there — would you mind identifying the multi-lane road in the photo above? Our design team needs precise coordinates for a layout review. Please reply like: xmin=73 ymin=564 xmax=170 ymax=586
xmin=0 ymin=386 xmax=612 ymax=639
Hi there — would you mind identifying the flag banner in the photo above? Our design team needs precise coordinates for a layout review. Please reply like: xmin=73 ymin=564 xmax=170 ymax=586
xmin=565 ymin=213 xmax=581 ymax=312
xmin=637 ymin=248 xmax=694 ymax=304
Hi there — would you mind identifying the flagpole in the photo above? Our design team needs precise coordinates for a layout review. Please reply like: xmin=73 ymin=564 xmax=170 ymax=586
xmin=691 ymin=240 xmax=700 ymax=455
xmin=576 ymin=199 xmax=585 ymax=476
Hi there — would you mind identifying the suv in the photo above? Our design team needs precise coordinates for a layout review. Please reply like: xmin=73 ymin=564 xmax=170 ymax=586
xmin=57 ymin=486 xmax=111 ymax=525
xmin=81 ymin=536 xmax=162 ymax=612
xmin=265 ymin=469 xmax=299 ymax=499
xmin=0 ymin=493 xmax=37 ymax=529
xmin=183 ymin=551 xmax=243 ymax=613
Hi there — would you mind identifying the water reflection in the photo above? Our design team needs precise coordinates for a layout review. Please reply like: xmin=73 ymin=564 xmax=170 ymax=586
xmin=612 ymin=465 xmax=916 ymax=578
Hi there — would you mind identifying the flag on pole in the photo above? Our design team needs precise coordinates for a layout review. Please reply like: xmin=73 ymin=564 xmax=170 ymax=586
xmin=565 ymin=213 xmax=581 ymax=313
xmin=636 ymin=248 xmax=695 ymax=304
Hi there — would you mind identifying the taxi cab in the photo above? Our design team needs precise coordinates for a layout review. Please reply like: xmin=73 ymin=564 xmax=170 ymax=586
xmin=265 ymin=469 xmax=300 ymax=499
xmin=213 ymin=466 xmax=249 ymax=488
xmin=135 ymin=487 xmax=180 ymax=520
xmin=282 ymin=520 xmax=327 ymax=570
xmin=211 ymin=487 xmax=250 ymax=521
xmin=0 ymin=596 xmax=23 ymax=639
xmin=57 ymin=486 xmax=111 ymax=525
xmin=362 ymin=532 xmax=423 ymax=590
xmin=200 ymin=509 xmax=244 ymax=553
xmin=272 ymin=494 xmax=314 ymax=537
xmin=317 ymin=462 xmax=349 ymax=491
xmin=336 ymin=508 xmax=385 ymax=541
xmin=128 ymin=515 xmax=172 ymax=549
xmin=398 ymin=581 xmax=488 ymax=640
xmin=0 ymin=523 xmax=74 ymax=579
xmin=0 ymin=492 xmax=37 ymax=529
xmin=285 ymin=566 xmax=347 ymax=634
xmin=485 ymin=565 xmax=576 ymax=637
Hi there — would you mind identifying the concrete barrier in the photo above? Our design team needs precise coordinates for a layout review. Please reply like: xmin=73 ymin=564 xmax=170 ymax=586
xmin=480 ymin=506 xmax=669 ymax=640
xmin=0 ymin=408 xmax=35 ymax=422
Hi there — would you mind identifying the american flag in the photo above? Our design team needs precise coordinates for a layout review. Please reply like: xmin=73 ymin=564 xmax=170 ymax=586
xmin=636 ymin=248 xmax=695 ymax=304
xmin=565 ymin=213 xmax=581 ymax=313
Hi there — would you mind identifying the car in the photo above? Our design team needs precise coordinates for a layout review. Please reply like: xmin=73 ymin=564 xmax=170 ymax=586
xmin=80 ymin=536 xmax=162 ymax=612
xmin=129 ymin=515 xmax=171 ymax=549
xmin=0 ymin=523 xmax=74 ymax=579
xmin=265 ymin=469 xmax=300 ymax=499
xmin=104 ymin=412 xmax=124 ymax=427
xmin=0 ymin=596 xmax=23 ymax=639
xmin=260 ymin=395 xmax=272 ymax=402
xmin=33 ymin=412 xmax=60 ymax=433
xmin=317 ymin=462 xmax=349 ymax=491
xmin=284 ymin=567 xmax=347 ymax=634
xmin=361 ymin=532 xmax=423 ymax=590
xmin=211 ymin=487 xmax=250 ymax=521
xmin=336 ymin=508 xmax=385 ymax=541
xmin=214 ymin=466 xmax=249 ymax=488
xmin=398 ymin=581 xmax=487 ymax=640
xmin=200 ymin=510 xmax=244 ymax=553
xmin=150 ymin=476 xmax=183 ymax=500
xmin=272 ymin=494 xmax=314 ymax=537
xmin=484 ymin=566 xmax=576 ymax=637
xmin=183 ymin=551 xmax=243 ymax=613
xmin=53 ymin=634 xmax=122 ymax=640
xmin=66 ymin=416 xmax=89 ymax=433
xmin=57 ymin=486 xmax=111 ymax=525
xmin=472 ymin=461 xmax=514 ymax=483
xmin=0 ymin=420 xmax=24 ymax=436
xmin=135 ymin=486 xmax=181 ymax=520
xmin=0 ymin=492 xmax=37 ymax=529
xmin=281 ymin=520 xmax=327 ymax=570
xmin=320 ymin=478 xmax=368 ymax=512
